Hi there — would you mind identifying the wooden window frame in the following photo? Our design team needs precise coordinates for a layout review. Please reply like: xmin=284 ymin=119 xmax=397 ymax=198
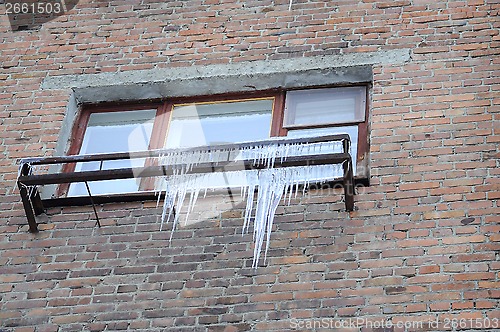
xmin=64 ymin=85 xmax=369 ymax=197
xmin=59 ymin=102 xmax=166 ymax=196
xmin=278 ymin=86 xmax=370 ymax=178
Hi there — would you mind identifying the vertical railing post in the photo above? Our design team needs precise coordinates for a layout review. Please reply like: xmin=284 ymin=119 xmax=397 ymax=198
xmin=18 ymin=163 xmax=39 ymax=233
xmin=342 ymin=138 xmax=355 ymax=211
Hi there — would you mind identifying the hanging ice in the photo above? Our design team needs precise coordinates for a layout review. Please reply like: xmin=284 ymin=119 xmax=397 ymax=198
xmin=158 ymin=139 xmax=347 ymax=268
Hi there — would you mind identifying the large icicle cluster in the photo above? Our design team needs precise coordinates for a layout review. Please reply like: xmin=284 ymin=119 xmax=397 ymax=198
xmin=157 ymin=140 xmax=346 ymax=267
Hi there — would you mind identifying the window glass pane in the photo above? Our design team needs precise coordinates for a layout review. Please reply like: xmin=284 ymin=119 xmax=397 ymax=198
xmin=287 ymin=125 xmax=358 ymax=174
xmin=165 ymin=99 xmax=273 ymax=148
xmin=160 ymin=99 xmax=273 ymax=190
xmin=284 ymin=86 xmax=366 ymax=127
xmin=68 ymin=109 xmax=156 ymax=196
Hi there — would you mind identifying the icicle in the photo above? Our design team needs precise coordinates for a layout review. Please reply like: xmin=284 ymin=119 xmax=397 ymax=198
xmin=156 ymin=187 xmax=162 ymax=208
xmin=160 ymin=180 xmax=175 ymax=232
xmin=242 ymin=183 xmax=256 ymax=235
xmin=263 ymin=184 xmax=282 ymax=264
xmin=185 ymin=187 xmax=195 ymax=225
xmin=169 ymin=182 xmax=188 ymax=240
xmin=283 ymin=182 xmax=290 ymax=205
xmin=158 ymin=137 xmax=349 ymax=268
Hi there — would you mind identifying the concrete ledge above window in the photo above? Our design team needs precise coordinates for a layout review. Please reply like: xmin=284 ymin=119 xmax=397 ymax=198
xmin=41 ymin=49 xmax=410 ymax=104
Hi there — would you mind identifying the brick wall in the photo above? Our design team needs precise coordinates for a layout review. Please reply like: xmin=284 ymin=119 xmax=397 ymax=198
xmin=1 ymin=0 xmax=499 ymax=331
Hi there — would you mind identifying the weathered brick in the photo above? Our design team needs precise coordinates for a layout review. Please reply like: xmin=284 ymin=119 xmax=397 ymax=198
xmin=0 ymin=0 xmax=498 ymax=330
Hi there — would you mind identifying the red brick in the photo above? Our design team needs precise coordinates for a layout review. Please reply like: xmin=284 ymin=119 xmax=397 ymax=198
xmin=0 ymin=1 xmax=498 ymax=330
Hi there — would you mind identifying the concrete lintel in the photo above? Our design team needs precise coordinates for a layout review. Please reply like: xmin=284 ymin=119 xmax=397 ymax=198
xmin=41 ymin=49 xmax=410 ymax=104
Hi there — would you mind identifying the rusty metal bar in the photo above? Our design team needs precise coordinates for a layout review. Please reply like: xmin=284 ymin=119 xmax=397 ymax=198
xmin=342 ymin=137 xmax=355 ymax=211
xmin=18 ymin=153 xmax=352 ymax=187
xmin=19 ymin=134 xmax=350 ymax=166
xmin=343 ymin=157 xmax=355 ymax=211
xmin=18 ymin=185 xmax=38 ymax=233
xmin=84 ymin=181 xmax=101 ymax=228
xmin=17 ymin=163 xmax=40 ymax=233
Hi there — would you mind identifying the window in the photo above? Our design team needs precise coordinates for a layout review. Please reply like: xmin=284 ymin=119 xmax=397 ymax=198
xmin=68 ymin=109 xmax=157 ymax=196
xmin=62 ymin=105 xmax=165 ymax=196
xmin=66 ymin=86 xmax=368 ymax=196
xmin=165 ymin=99 xmax=274 ymax=148
xmin=284 ymin=86 xmax=367 ymax=174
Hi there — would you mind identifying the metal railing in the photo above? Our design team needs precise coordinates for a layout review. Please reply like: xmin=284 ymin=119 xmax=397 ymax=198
xmin=17 ymin=134 xmax=355 ymax=233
